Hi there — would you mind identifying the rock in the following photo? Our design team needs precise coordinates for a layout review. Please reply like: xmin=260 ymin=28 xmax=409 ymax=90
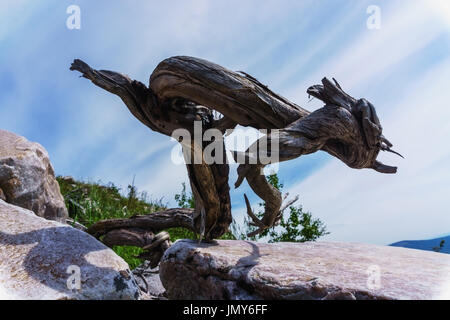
xmin=160 ymin=239 xmax=450 ymax=300
xmin=132 ymin=262 xmax=167 ymax=300
xmin=0 ymin=199 xmax=141 ymax=300
xmin=0 ymin=129 xmax=68 ymax=223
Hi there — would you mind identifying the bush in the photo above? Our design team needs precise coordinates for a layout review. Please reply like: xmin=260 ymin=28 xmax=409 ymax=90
xmin=236 ymin=173 xmax=329 ymax=242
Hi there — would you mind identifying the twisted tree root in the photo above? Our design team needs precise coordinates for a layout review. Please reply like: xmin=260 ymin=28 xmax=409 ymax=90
xmin=71 ymin=56 xmax=401 ymax=266
xmin=86 ymin=209 xmax=194 ymax=267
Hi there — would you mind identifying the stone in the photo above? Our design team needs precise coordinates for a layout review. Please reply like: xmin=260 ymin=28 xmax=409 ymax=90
xmin=132 ymin=262 xmax=167 ymax=300
xmin=0 ymin=199 xmax=141 ymax=300
xmin=0 ymin=129 xmax=68 ymax=223
xmin=160 ymin=239 xmax=450 ymax=300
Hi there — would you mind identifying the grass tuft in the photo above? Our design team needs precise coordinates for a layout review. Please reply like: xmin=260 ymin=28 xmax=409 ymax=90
xmin=56 ymin=176 xmax=207 ymax=269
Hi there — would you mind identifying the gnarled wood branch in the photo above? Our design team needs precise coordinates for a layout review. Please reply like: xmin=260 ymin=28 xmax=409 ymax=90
xmin=71 ymin=56 xmax=400 ymax=262
xmin=86 ymin=209 xmax=193 ymax=268
xmin=86 ymin=208 xmax=195 ymax=238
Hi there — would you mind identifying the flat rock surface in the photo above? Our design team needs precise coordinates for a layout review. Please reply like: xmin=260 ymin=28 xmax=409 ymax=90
xmin=0 ymin=129 xmax=68 ymax=222
xmin=160 ymin=239 xmax=450 ymax=300
xmin=0 ymin=200 xmax=140 ymax=300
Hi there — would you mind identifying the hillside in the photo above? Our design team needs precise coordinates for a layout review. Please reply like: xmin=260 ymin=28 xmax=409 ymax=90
xmin=390 ymin=235 xmax=449 ymax=254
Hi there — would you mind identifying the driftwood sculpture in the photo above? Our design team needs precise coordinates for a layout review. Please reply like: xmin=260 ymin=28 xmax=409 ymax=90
xmin=70 ymin=56 xmax=401 ymax=267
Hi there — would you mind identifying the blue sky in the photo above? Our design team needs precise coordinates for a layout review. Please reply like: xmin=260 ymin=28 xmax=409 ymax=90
xmin=1 ymin=0 xmax=449 ymax=245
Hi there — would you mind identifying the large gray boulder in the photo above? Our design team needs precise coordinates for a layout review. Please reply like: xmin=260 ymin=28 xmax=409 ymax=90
xmin=0 ymin=199 xmax=141 ymax=300
xmin=160 ymin=239 xmax=450 ymax=300
xmin=0 ymin=129 xmax=68 ymax=223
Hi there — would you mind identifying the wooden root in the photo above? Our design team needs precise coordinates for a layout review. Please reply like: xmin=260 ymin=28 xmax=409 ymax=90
xmin=85 ymin=209 xmax=193 ymax=267
xmin=71 ymin=56 xmax=400 ymax=265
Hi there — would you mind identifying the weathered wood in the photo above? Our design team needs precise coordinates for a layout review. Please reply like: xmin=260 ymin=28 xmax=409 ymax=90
xmin=150 ymin=56 xmax=309 ymax=129
xmin=71 ymin=59 xmax=232 ymax=240
xmin=231 ymin=79 xmax=400 ymax=233
xmin=71 ymin=55 xmax=400 ymax=253
xmin=86 ymin=208 xmax=195 ymax=238
xmin=102 ymin=228 xmax=155 ymax=248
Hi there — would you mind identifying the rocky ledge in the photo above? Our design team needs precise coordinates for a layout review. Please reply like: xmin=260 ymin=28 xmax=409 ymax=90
xmin=160 ymin=239 xmax=450 ymax=300
xmin=0 ymin=199 xmax=141 ymax=300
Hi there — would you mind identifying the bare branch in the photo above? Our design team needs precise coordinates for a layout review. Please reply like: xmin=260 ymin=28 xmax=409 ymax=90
xmin=86 ymin=208 xmax=195 ymax=238
xmin=244 ymin=194 xmax=265 ymax=228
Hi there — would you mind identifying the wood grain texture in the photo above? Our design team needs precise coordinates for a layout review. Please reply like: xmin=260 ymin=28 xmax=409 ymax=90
xmin=71 ymin=56 xmax=400 ymax=260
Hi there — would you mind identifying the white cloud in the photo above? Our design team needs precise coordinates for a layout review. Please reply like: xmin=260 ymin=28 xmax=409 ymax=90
xmin=286 ymin=0 xmax=449 ymax=105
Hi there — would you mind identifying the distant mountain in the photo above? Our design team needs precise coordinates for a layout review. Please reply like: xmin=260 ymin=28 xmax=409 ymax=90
xmin=390 ymin=235 xmax=450 ymax=254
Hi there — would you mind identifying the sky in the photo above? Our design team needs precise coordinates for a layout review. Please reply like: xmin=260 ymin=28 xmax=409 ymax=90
xmin=0 ymin=0 xmax=449 ymax=245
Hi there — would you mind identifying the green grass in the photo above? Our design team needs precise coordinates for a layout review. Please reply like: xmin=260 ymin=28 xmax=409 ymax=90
xmin=110 ymin=246 xmax=144 ymax=270
xmin=56 ymin=176 xmax=226 ymax=269
xmin=57 ymin=173 xmax=326 ymax=268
